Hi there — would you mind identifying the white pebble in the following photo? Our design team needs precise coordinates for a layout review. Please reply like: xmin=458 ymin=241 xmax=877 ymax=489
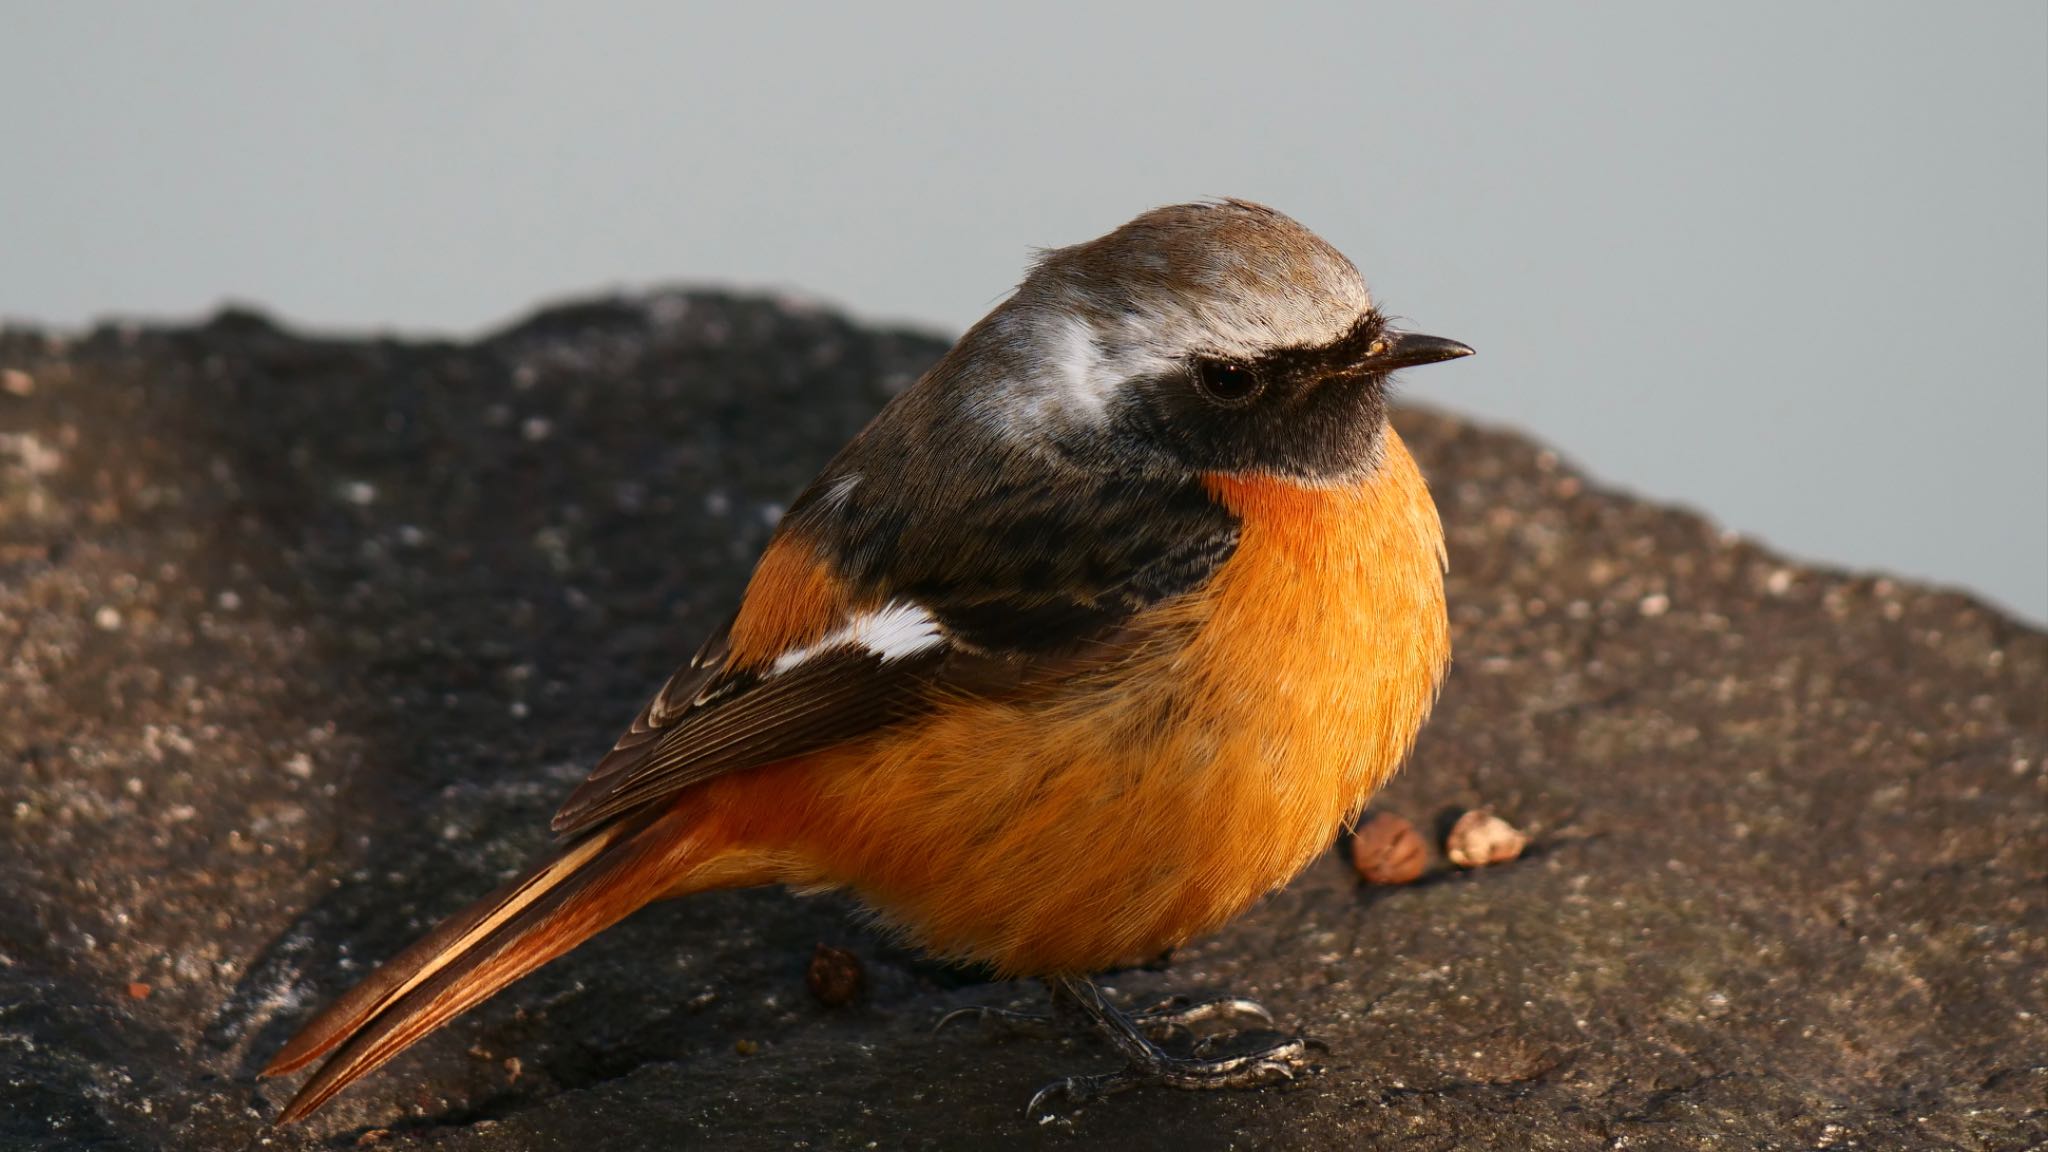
xmin=1447 ymin=810 xmax=1527 ymax=868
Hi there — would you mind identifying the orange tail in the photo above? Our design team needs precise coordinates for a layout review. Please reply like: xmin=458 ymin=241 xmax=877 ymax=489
xmin=262 ymin=806 xmax=717 ymax=1123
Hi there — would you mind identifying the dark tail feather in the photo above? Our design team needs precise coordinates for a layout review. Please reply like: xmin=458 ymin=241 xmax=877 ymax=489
xmin=262 ymin=809 xmax=709 ymax=1123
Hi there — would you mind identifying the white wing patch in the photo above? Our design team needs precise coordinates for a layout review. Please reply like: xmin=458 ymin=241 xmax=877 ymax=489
xmin=769 ymin=601 xmax=945 ymax=675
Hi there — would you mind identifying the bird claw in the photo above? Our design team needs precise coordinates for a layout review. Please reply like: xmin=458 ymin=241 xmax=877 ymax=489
xmin=933 ymin=1003 xmax=1058 ymax=1038
xmin=938 ymin=978 xmax=1320 ymax=1115
xmin=1024 ymin=1037 xmax=1318 ymax=1119
xmin=1026 ymin=1072 xmax=1119 ymax=1118
xmin=1130 ymin=994 xmax=1275 ymax=1040
xmin=941 ymin=993 xmax=1274 ymax=1043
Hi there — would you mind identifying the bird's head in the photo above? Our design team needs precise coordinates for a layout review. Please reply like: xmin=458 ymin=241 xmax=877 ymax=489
xmin=969 ymin=199 xmax=1472 ymax=482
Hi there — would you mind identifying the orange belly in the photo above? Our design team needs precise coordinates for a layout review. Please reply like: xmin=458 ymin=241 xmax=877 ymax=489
xmin=700 ymin=427 xmax=1450 ymax=976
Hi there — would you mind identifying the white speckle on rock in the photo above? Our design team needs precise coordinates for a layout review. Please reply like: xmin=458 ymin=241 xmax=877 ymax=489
xmin=522 ymin=416 xmax=553 ymax=442
xmin=217 ymin=590 xmax=241 ymax=611
xmin=1766 ymin=569 xmax=1795 ymax=596
xmin=94 ymin=606 xmax=123 ymax=631
xmin=510 ymin=701 xmax=529 ymax=719
xmin=704 ymin=490 xmax=731 ymax=517
xmin=1638 ymin=593 xmax=1670 ymax=618
xmin=284 ymin=753 xmax=314 ymax=779
xmin=0 ymin=432 xmax=63 ymax=475
xmin=646 ymin=294 xmax=692 ymax=328
xmin=339 ymin=480 xmax=377 ymax=506
xmin=1 ymin=369 xmax=33 ymax=396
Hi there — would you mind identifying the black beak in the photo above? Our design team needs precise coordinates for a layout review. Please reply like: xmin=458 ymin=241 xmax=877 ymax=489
xmin=1361 ymin=332 xmax=1475 ymax=373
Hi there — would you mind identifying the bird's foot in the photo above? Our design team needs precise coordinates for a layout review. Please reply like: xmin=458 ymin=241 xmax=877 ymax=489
xmin=934 ymin=1002 xmax=1061 ymax=1039
xmin=935 ymin=992 xmax=1272 ymax=1044
xmin=1122 ymin=994 xmax=1274 ymax=1044
xmin=950 ymin=976 xmax=1319 ymax=1116
xmin=1025 ymin=1036 xmax=1319 ymax=1117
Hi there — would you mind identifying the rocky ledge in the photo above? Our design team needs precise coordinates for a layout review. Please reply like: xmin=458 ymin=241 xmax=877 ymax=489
xmin=1 ymin=293 xmax=2041 ymax=1151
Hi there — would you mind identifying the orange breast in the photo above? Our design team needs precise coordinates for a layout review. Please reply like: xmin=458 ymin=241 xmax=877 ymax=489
xmin=708 ymin=426 xmax=1450 ymax=976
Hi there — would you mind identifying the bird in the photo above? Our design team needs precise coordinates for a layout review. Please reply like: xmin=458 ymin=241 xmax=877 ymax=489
xmin=261 ymin=198 xmax=1471 ymax=1122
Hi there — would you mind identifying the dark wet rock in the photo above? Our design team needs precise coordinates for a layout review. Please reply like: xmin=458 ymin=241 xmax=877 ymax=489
xmin=1 ymin=293 xmax=2041 ymax=1151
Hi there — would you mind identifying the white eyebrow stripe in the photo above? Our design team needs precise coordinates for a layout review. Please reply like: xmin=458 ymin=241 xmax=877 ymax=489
xmin=769 ymin=601 xmax=945 ymax=674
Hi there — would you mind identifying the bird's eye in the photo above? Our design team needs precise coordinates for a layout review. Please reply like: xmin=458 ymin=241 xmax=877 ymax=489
xmin=1193 ymin=358 xmax=1262 ymax=404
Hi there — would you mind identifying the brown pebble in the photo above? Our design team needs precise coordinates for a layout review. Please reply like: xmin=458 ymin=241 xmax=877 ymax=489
xmin=126 ymin=982 xmax=151 ymax=1000
xmin=1446 ymin=810 xmax=1527 ymax=868
xmin=1349 ymin=811 xmax=1427 ymax=885
xmin=805 ymin=942 xmax=864 ymax=1007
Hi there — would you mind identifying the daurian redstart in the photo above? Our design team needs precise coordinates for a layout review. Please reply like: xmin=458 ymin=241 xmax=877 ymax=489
xmin=263 ymin=199 xmax=1471 ymax=1120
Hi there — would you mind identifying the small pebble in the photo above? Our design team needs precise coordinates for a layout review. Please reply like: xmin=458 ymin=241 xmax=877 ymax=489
xmin=1349 ymin=811 xmax=1427 ymax=885
xmin=805 ymin=942 xmax=864 ymax=1007
xmin=1 ymin=369 xmax=32 ymax=396
xmin=94 ymin=606 xmax=123 ymax=631
xmin=126 ymin=982 xmax=151 ymax=1000
xmin=1446 ymin=810 xmax=1527 ymax=869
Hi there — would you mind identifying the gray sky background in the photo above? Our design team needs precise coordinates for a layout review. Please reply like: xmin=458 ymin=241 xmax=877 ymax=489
xmin=4 ymin=1 xmax=2044 ymax=621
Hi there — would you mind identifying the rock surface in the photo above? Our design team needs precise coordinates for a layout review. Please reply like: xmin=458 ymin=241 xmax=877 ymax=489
xmin=1 ymin=294 xmax=2042 ymax=1152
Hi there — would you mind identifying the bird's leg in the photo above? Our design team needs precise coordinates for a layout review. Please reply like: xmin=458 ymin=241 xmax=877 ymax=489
xmin=967 ymin=977 xmax=1318 ymax=1115
xmin=935 ymin=981 xmax=1273 ymax=1045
